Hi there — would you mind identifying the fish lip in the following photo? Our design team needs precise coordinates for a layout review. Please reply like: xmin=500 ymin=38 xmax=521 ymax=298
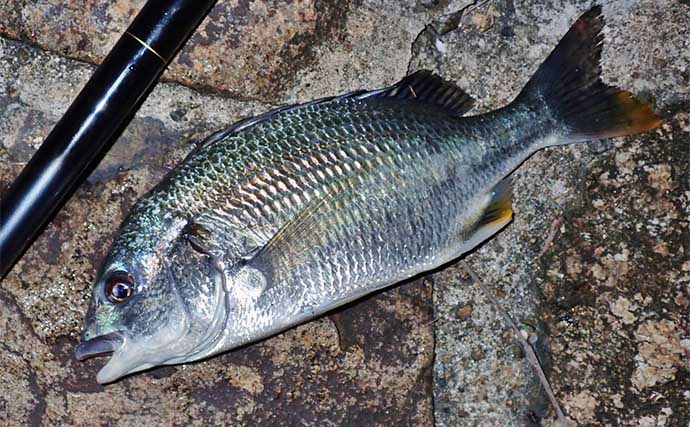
xmin=75 ymin=332 xmax=125 ymax=361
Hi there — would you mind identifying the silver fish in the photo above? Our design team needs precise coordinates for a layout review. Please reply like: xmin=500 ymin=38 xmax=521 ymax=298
xmin=77 ymin=6 xmax=660 ymax=383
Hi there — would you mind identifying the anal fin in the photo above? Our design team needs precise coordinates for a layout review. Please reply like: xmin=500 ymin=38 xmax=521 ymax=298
xmin=451 ymin=178 xmax=514 ymax=258
xmin=455 ymin=178 xmax=514 ymax=256
xmin=475 ymin=178 xmax=513 ymax=231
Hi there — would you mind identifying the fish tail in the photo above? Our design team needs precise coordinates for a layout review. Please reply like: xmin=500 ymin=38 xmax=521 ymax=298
xmin=516 ymin=5 xmax=661 ymax=143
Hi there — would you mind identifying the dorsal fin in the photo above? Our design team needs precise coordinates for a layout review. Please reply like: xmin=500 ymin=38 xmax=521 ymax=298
xmin=199 ymin=71 xmax=474 ymax=148
xmin=360 ymin=70 xmax=475 ymax=116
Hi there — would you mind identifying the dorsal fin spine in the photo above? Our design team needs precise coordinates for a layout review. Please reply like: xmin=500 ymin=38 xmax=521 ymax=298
xmin=200 ymin=70 xmax=475 ymax=149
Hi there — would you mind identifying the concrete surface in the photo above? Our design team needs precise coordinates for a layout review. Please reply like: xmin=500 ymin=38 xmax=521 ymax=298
xmin=1 ymin=0 xmax=688 ymax=426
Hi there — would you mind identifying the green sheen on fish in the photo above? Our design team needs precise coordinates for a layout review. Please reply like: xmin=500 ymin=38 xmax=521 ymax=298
xmin=77 ymin=6 xmax=660 ymax=384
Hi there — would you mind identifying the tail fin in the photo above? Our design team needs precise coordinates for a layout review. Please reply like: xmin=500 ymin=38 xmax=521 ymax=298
xmin=517 ymin=5 xmax=661 ymax=141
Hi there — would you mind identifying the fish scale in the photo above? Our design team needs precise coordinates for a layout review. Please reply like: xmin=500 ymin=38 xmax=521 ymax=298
xmin=187 ymin=102 xmax=453 ymax=223
xmin=78 ymin=7 xmax=662 ymax=384
xmin=243 ymin=110 xmax=508 ymax=313
xmin=118 ymin=99 xmax=535 ymax=284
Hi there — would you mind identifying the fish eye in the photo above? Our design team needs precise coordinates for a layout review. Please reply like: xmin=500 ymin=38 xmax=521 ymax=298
xmin=104 ymin=272 xmax=134 ymax=303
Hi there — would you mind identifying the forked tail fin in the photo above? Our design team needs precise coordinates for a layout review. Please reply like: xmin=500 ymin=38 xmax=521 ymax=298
xmin=516 ymin=5 xmax=661 ymax=142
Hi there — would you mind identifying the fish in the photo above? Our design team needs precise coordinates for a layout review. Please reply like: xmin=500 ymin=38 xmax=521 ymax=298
xmin=76 ymin=5 xmax=660 ymax=384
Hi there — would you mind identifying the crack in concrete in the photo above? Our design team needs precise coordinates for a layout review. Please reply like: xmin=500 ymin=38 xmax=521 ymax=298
xmin=0 ymin=33 xmax=277 ymax=107
xmin=405 ymin=1 xmax=480 ymax=74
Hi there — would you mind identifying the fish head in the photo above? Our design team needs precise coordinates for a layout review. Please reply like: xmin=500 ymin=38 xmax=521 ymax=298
xmin=77 ymin=218 xmax=225 ymax=384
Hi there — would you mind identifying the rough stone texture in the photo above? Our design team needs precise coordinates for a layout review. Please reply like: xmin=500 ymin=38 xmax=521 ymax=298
xmin=1 ymin=0 xmax=689 ymax=426
xmin=414 ymin=1 xmax=689 ymax=426
xmin=537 ymin=112 xmax=690 ymax=427
xmin=0 ymin=39 xmax=433 ymax=426
xmin=0 ymin=0 xmax=469 ymax=103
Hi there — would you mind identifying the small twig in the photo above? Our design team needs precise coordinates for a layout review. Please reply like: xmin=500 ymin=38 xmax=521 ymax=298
xmin=460 ymin=260 xmax=567 ymax=423
xmin=539 ymin=218 xmax=561 ymax=257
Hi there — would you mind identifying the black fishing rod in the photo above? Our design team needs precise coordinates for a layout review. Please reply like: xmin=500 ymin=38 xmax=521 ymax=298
xmin=0 ymin=0 xmax=219 ymax=279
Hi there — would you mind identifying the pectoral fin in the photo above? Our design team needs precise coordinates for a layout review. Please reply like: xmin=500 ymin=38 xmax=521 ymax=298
xmin=246 ymin=183 xmax=348 ymax=291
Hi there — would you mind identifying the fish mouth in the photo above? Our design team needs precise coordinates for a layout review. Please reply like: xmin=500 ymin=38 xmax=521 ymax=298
xmin=75 ymin=328 xmax=186 ymax=384
xmin=76 ymin=331 xmax=139 ymax=384
xmin=75 ymin=332 xmax=124 ymax=361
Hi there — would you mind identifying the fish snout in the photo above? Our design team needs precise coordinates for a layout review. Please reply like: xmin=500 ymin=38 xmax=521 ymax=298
xmin=75 ymin=331 xmax=124 ymax=361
